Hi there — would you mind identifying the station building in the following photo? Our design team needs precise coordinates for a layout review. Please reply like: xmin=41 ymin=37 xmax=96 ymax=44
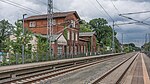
xmin=24 ymin=11 xmax=97 ymax=57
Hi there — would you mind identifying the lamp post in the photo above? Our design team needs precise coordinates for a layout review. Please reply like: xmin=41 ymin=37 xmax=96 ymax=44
xmin=22 ymin=14 xmax=27 ymax=64
xmin=121 ymin=33 xmax=124 ymax=52
xmin=112 ymin=21 xmax=115 ymax=53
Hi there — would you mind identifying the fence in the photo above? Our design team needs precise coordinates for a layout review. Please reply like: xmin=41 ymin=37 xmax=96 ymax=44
xmin=0 ymin=51 xmax=111 ymax=67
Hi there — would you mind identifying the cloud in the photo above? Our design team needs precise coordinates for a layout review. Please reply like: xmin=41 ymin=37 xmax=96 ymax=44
xmin=111 ymin=0 xmax=150 ymax=2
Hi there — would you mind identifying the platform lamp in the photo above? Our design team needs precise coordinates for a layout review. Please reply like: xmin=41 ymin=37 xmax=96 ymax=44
xmin=22 ymin=14 xmax=27 ymax=64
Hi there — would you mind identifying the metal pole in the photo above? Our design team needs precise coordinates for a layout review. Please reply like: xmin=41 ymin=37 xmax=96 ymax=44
xmin=22 ymin=14 xmax=27 ymax=64
xmin=145 ymin=33 xmax=147 ymax=44
xmin=149 ymin=33 xmax=150 ymax=42
xmin=112 ymin=21 xmax=115 ymax=53
xmin=121 ymin=33 xmax=124 ymax=52
xmin=47 ymin=0 xmax=53 ymax=59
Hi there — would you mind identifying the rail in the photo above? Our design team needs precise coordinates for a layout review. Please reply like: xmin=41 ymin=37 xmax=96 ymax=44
xmin=0 ymin=53 xmax=124 ymax=83
xmin=90 ymin=52 xmax=139 ymax=84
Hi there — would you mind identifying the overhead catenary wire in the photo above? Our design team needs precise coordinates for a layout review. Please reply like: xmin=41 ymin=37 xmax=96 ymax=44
xmin=110 ymin=0 xmax=146 ymax=47
xmin=0 ymin=0 xmax=41 ymax=14
xmin=95 ymin=0 xmax=114 ymax=22
xmin=119 ymin=14 xmax=150 ymax=26
xmin=37 ymin=0 xmax=62 ymax=11
xmin=110 ymin=0 xmax=120 ymax=13
xmin=88 ymin=0 xmax=108 ymax=19
xmin=142 ymin=16 xmax=150 ymax=21
xmin=85 ymin=0 xmax=102 ymax=17
xmin=110 ymin=0 xmax=124 ymax=32
xmin=110 ymin=0 xmax=137 ymax=39
xmin=121 ymin=10 xmax=150 ymax=15
xmin=95 ymin=0 xmax=116 ymax=52
xmin=119 ymin=9 xmax=150 ymax=24
xmin=110 ymin=0 xmax=135 ymax=26
xmin=7 ymin=0 xmax=42 ymax=13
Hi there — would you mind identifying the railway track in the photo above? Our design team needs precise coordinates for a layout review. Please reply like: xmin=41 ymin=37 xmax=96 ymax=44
xmin=90 ymin=52 xmax=139 ymax=84
xmin=1 ymin=53 xmax=128 ymax=84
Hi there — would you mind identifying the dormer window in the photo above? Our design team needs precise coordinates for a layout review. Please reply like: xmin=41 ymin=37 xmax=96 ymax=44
xmin=70 ymin=20 xmax=75 ymax=28
xmin=29 ymin=21 xmax=36 ymax=28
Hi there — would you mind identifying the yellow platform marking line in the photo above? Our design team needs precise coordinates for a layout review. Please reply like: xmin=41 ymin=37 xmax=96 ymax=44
xmin=141 ymin=53 xmax=150 ymax=84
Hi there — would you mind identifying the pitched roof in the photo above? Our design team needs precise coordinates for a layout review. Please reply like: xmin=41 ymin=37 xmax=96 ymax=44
xmin=79 ymin=32 xmax=95 ymax=37
xmin=25 ymin=11 xmax=80 ymax=21
xmin=35 ymin=33 xmax=62 ymax=42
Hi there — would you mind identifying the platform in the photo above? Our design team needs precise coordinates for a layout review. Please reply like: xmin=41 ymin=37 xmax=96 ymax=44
xmin=0 ymin=53 xmax=123 ymax=73
xmin=122 ymin=53 xmax=150 ymax=84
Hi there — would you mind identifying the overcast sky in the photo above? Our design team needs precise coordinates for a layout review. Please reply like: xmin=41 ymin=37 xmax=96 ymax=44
xmin=0 ymin=0 xmax=150 ymax=47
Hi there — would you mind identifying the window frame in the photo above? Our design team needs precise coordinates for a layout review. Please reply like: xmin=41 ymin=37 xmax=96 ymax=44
xmin=29 ymin=21 xmax=36 ymax=28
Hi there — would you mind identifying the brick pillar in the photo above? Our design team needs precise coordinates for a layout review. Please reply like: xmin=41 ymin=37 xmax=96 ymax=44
xmin=53 ymin=41 xmax=58 ymax=58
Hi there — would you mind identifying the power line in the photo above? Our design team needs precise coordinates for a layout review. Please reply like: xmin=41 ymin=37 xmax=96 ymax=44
xmin=110 ymin=0 xmax=120 ymax=13
xmin=119 ymin=14 xmax=150 ymax=26
xmin=121 ymin=10 xmax=150 ymax=15
xmin=7 ymin=0 xmax=42 ymax=13
xmin=110 ymin=1 xmax=124 ymax=24
xmin=95 ymin=0 xmax=116 ymax=52
xmin=110 ymin=0 xmax=124 ymax=32
xmin=0 ymin=0 xmax=41 ymax=14
xmin=120 ymin=10 xmax=150 ymax=22
xmin=110 ymin=0 xmax=139 ymax=39
xmin=85 ymin=0 xmax=102 ymax=16
xmin=95 ymin=0 xmax=114 ymax=21
xmin=88 ymin=0 xmax=108 ymax=18
xmin=142 ymin=17 xmax=150 ymax=21
xmin=37 ymin=0 xmax=62 ymax=11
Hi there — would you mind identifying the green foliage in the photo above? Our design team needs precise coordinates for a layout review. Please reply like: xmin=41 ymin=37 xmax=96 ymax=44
xmin=64 ymin=28 xmax=68 ymax=39
xmin=89 ymin=18 xmax=113 ymax=44
xmin=89 ymin=18 xmax=120 ymax=52
xmin=142 ymin=42 xmax=150 ymax=52
xmin=123 ymin=43 xmax=140 ymax=53
xmin=5 ymin=20 xmax=33 ymax=55
xmin=114 ymin=37 xmax=121 ymax=53
xmin=0 ymin=19 xmax=14 ymax=51
xmin=36 ymin=36 xmax=49 ymax=61
xmin=80 ymin=20 xmax=92 ymax=32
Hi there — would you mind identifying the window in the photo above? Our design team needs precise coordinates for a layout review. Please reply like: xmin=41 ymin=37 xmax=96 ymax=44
xmin=67 ymin=31 xmax=70 ymax=40
xmin=67 ymin=46 xmax=69 ymax=55
xmin=76 ymin=32 xmax=78 ymax=41
xmin=57 ymin=46 xmax=63 ymax=55
xmin=84 ymin=46 xmax=86 ymax=53
xmin=29 ymin=21 xmax=36 ymax=27
xmin=75 ymin=46 xmax=77 ymax=55
xmin=72 ymin=32 xmax=74 ymax=41
xmin=73 ymin=21 xmax=75 ymax=27
xmin=70 ymin=20 xmax=75 ymax=28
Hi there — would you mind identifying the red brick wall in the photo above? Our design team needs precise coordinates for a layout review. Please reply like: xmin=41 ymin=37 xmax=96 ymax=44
xmin=80 ymin=35 xmax=97 ymax=53
xmin=92 ymin=35 xmax=97 ymax=53
xmin=24 ymin=13 xmax=85 ymax=57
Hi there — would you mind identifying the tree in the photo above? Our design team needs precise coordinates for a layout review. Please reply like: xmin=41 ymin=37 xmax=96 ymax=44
xmin=6 ymin=20 xmax=33 ymax=55
xmin=89 ymin=18 xmax=112 ymax=51
xmin=123 ymin=43 xmax=140 ymax=53
xmin=36 ymin=36 xmax=49 ymax=61
xmin=89 ymin=18 xmax=121 ymax=52
xmin=80 ymin=20 xmax=92 ymax=32
xmin=142 ymin=42 xmax=150 ymax=52
xmin=0 ymin=19 xmax=14 ymax=51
